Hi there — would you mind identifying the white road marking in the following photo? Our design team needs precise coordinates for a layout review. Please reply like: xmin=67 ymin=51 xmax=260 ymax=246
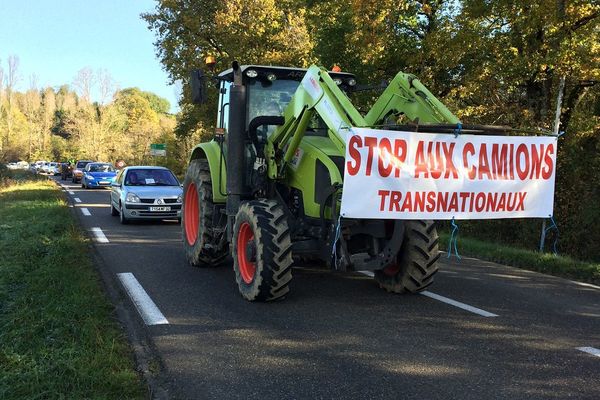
xmin=568 ymin=280 xmax=600 ymax=290
xmin=117 ymin=273 xmax=169 ymax=326
xmin=80 ymin=207 xmax=91 ymax=216
xmin=357 ymin=270 xmax=498 ymax=317
xmin=74 ymin=197 xmax=81 ymax=203
xmin=68 ymin=191 xmax=75 ymax=195
xmin=90 ymin=227 xmax=109 ymax=243
xmin=420 ymin=291 xmax=499 ymax=317
xmin=577 ymin=347 xmax=600 ymax=358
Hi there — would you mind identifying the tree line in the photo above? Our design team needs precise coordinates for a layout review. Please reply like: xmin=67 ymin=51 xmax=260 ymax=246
xmin=143 ymin=0 xmax=599 ymax=261
xmin=0 ymin=58 xmax=193 ymax=175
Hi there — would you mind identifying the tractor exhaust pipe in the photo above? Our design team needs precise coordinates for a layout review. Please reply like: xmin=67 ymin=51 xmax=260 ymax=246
xmin=226 ymin=61 xmax=246 ymax=238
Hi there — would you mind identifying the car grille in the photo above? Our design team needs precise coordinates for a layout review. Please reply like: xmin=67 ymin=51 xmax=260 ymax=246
xmin=140 ymin=198 xmax=178 ymax=204
xmin=126 ymin=204 xmax=181 ymax=210
xmin=138 ymin=211 xmax=179 ymax=217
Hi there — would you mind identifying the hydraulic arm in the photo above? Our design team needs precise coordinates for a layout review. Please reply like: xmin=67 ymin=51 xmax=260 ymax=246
xmin=265 ymin=65 xmax=460 ymax=180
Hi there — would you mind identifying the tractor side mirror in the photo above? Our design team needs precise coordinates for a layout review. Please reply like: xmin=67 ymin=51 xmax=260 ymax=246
xmin=190 ymin=69 xmax=207 ymax=104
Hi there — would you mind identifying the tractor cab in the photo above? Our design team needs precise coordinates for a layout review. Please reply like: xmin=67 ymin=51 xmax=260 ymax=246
xmin=214 ymin=65 xmax=356 ymax=135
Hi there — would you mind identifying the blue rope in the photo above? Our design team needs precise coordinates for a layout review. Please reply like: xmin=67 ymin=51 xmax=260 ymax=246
xmin=454 ymin=123 xmax=462 ymax=138
xmin=544 ymin=215 xmax=559 ymax=255
xmin=447 ymin=217 xmax=461 ymax=259
xmin=331 ymin=214 xmax=343 ymax=266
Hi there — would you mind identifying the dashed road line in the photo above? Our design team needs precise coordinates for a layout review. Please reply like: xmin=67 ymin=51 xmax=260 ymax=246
xmin=569 ymin=280 xmax=600 ymax=290
xmin=90 ymin=227 xmax=109 ymax=243
xmin=117 ymin=273 xmax=169 ymax=326
xmin=420 ymin=291 xmax=499 ymax=317
xmin=80 ymin=207 xmax=91 ymax=216
xmin=68 ymin=190 xmax=75 ymax=195
xmin=357 ymin=270 xmax=498 ymax=317
xmin=74 ymin=197 xmax=81 ymax=203
xmin=577 ymin=347 xmax=600 ymax=358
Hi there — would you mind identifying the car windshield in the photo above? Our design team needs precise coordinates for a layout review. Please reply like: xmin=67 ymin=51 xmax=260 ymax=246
xmin=88 ymin=163 xmax=114 ymax=172
xmin=76 ymin=161 xmax=91 ymax=168
xmin=125 ymin=169 xmax=179 ymax=186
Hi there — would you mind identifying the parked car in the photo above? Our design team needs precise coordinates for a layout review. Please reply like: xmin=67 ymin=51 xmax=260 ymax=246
xmin=48 ymin=162 xmax=60 ymax=175
xmin=60 ymin=162 xmax=73 ymax=180
xmin=110 ymin=166 xmax=182 ymax=224
xmin=82 ymin=162 xmax=117 ymax=189
xmin=72 ymin=160 xmax=94 ymax=183
xmin=40 ymin=161 xmax=50 ymax=174
xmin=33 ymin=160 xmax=47 ymax=173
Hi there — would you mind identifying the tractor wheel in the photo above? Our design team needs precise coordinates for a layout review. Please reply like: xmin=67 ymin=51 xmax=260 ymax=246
xmin=374 ymin=220 xmax=440 ymax=293
xmin=232 ymin=200 xmax=293 ymax=301
xmin=182 ymin=159 xmax=227 ymax=267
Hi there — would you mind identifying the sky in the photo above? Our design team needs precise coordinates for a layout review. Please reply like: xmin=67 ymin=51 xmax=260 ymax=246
xmin=0 ymin=0 xmax=178 ymax=112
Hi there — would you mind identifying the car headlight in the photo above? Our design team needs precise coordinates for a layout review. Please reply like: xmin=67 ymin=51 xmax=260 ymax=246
xmin=176 ymin=194 xmax=183 ymax=203
xmin=87 ymin=175 xmax=95 ymax=180
xmin=126 ymin=193 xmax=141 ymax=203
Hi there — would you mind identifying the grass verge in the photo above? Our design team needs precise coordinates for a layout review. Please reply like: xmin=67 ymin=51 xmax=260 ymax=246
xmin=439 ymin=232 xmax=600 ymax=285
xmin=0 ymin=172 xmax=145 ymax=399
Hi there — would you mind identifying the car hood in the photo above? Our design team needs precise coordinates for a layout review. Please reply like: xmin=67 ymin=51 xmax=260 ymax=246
xmin=124 ymin=185 xmax=182 ymax=198
xmin=87 ymin=171 xmax=116 ymax=179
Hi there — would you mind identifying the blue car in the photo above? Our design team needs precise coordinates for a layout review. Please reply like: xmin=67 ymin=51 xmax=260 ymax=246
xmin=82 ymin=162 xmax=117 ymax=189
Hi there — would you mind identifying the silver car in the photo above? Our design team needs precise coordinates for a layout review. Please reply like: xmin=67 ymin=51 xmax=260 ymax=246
xmin=110 ymin=166 xmax=183 ymax=224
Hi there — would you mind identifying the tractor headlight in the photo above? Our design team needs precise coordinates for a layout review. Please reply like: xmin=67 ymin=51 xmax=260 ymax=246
xmin=348 ymin=78 xmax=357 ymax=86
xmin=333 ymin=78 xmax=342 ymax=85
xmin=246 ymin=69 xmax=258 ymax=78
xmin=266 ymin=73 xmax=277 ymax=81
xmin=126 ymin=193 xmax=141 ymax=203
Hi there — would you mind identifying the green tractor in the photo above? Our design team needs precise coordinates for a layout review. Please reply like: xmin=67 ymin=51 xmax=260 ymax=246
xmin=182 ymin=61 xmax=462 ymax=301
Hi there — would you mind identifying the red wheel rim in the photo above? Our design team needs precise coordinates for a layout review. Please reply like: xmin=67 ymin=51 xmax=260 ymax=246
xmin=184 ymin=183 xmax=199 ymax=246
xmin=237 ymin=222 xmax=256 ymax=284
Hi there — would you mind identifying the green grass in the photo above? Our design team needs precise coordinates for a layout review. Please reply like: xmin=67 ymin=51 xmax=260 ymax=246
xmin=440 ymin=232 xmax=600 ymax=285
xmin=0 ymin=174 xmax=146 ymax=399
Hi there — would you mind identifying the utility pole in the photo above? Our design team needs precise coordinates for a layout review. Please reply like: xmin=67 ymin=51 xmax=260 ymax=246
xmin=539 ymin=75 xmax=566 ymax=252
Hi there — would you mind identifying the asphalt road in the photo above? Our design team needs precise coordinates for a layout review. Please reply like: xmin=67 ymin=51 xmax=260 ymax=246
xmin=53 ymin=176 xmax=600 ymax=399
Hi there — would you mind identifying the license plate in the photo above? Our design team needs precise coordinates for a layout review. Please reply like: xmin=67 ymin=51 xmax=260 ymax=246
xmin=149 ymin=206 xmax=171 ymax=212
xmin=99 ymin=181 xmax=110 ymax=185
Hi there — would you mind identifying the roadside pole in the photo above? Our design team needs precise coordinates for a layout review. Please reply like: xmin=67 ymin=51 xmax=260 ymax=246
xmin=539 ymin=75 xmax=566 ymax=252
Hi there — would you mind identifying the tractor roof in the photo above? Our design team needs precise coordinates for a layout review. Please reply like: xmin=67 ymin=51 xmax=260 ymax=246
xmin=217 ymin=65 xmax=355 ymax=82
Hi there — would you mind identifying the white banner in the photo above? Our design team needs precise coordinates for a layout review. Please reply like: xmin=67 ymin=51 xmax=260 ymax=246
xmin=340 ymin=128 xmax=557 ymax=220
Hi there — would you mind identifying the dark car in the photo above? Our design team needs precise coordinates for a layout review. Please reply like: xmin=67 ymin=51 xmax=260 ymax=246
xmin=60 ymin=162 xmax=73 ymax=180
xmin=71 ymin=160 xmax=94 ymax=183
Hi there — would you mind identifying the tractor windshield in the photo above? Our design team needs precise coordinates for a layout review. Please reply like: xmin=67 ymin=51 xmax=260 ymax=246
xmin=246 ymin=79 xmax=299 ymax=127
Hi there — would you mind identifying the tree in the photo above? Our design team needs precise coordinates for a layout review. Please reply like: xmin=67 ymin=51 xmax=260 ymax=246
xmin=142 ymin=0 xmax=314 ymax=138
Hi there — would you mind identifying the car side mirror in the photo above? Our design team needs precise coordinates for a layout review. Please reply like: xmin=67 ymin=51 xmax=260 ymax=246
xmin=190 ymin=69 xmax=207 ymax=104
xmin=111 ymin=182 xmax=120 ymax=187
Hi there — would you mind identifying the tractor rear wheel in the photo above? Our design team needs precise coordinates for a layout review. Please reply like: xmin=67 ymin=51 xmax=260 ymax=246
xmin=182 ymin=159 xmax=227 ymax=267
xmin=374 ymin=220 xmax=440 ymax=293
xmin=232 ymin=200 xmax=293 ymax=301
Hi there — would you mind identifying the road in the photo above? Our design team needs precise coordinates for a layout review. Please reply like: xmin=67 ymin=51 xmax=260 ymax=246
xmin=53 ymin=176 xmax=600 ymax=399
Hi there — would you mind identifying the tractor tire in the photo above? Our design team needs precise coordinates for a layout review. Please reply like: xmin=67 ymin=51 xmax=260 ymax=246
xmin=182 ymin=159 xmax=228 ymax=267
xmin=232 ymin=200 xmax=293 ymax=301
xmin=374 ymin=220 xmax=440 ymax=293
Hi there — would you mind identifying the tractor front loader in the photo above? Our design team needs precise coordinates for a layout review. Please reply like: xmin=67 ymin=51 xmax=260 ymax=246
xmin=182 ymin=61 xmax=463 ymax=301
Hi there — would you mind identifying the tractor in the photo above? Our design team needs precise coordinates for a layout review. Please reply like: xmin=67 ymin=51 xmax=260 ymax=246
xmin=182 ymin=61 xmax=463 ymax=301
